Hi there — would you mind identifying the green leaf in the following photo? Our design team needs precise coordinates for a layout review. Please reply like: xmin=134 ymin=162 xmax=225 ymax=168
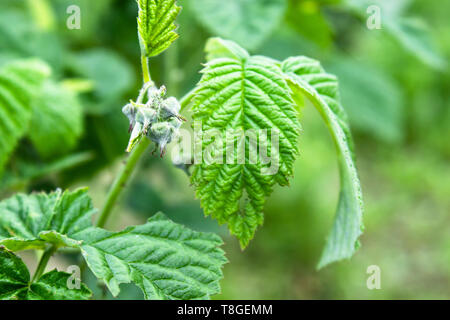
xmin=74 ymin=212 xmax=227 ymax=300
xmin=189 ymin=38 xmax=300 ymax=248
xmin=70 ymin=49 xmax=135 ymax=114
xmin=0 ymin=247 xmax=92 ymax=300
xmin=281 ymin=56 xmax=363 ymax=269
xmin=384 ymin=17 xmax=447 ymax=70
xmin=53 ymin=0 xmax=113 ymax=44
xmin=326 ymin=57 xmax=404 ymax=143
xmin=0 ymin=59 xmax=50 ymax=178
xmin=0 ymin=188 xmax=95 ymax=251
xmin=286 ymin=0 xmax=334 ymax=48
xmin=27 ymin=0 xmax=56 ymax=32
xmin=0 ymin=247 xmax=29 ymax=300
xmin=346 ymin=0 xmax=446 ymax=69
xmin=0 ymin=152 xmax=94 ymax=191
xmin=190 ymin=0 xmax=286 ymax=51
xmin=137 ymin=0 xmax=181 ymax=57
xmin=25 ymin=270 xmax=92 ymax=300
xmin=0 ymin=9 xmax=66 ymax=73
xmin=0 ymin=189 xmax=227 ymax=300
xmin=29 ymin=81 xmax=83 ymax=158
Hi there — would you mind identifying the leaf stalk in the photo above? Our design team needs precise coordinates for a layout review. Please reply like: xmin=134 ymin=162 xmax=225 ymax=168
xmin=32 ymin=245 xmax=57 ymax=282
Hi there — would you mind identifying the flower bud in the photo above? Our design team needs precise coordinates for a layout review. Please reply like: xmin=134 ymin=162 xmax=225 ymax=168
xmin=160 ymin=97 xmax=181 ymax=119
xmin=123 ymin=83 xmax=185 ymax=155
xmin=149 ymin=122 xmax=175 ymax=155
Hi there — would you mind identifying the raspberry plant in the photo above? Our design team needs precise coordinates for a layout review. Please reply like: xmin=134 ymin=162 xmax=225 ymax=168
xmin=0 ymin=0 xmax=363 ymax=300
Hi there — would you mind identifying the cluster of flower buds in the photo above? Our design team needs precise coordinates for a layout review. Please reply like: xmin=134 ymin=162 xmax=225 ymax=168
xmin=122 ymin=84 xmax=185 ymax=156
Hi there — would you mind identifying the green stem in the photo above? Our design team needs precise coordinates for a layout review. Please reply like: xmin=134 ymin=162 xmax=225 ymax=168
xmin=32 ymin=245 xmax=57 ymax=282
xmin=141 ymin=55 xmax=152 ymax=84
xmin=97 ymin=53 xmax=153 ymax=228
xmin=96 ymin=138 xmax=151 ymax=228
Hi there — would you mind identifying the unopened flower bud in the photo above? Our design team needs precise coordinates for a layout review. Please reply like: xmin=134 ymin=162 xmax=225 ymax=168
xmin=160 ymin=97 xmax=181 ymax=119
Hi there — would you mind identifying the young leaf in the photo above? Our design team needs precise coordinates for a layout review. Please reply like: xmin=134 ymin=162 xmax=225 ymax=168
xmin=0 ymin=188 xmax=96 ymax=251
xmin=137 ymin=0 xmax=181 ymax=57
xmin=0 ymin=247 xmax=92 ymax=300
xmin=189 ymin=38 xmax=300 ymax=248
xmin=281 ymin=56 xmax=363 ymax=269
xmin=74 ymin=213 xmax=227 ymax=300
xmin=190 ymin=0 xmax=286 ymax=51
xmin=0 ymin=59 xmax=50 ymax=178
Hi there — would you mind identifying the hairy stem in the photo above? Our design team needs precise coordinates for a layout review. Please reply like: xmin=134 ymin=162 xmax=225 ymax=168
xmin=32 ymin=245 xmax=57 ymax=282
xmin=97 ymin=54 xmax=153 ymax=228
xmin=141 ymin=56 xmax=152 ymax=84
xmin=96 ymin=138 xmax=150 ymax=228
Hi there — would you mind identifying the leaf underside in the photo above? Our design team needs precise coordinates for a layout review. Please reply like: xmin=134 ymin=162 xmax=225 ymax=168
xmin=75 ymin=213 xmax=227 ymax=300
xmin=281 ymin=56 xmax=364 ymax=269
xmin=0 ymin=189 xmax=227 ymax=300
xmin=137 ymin=0 xmax=181 ymax=57
xmin=0 ymin=188 xmax=95 ymax=251
xmin=190 ymin=38 xmax=300 ymax=248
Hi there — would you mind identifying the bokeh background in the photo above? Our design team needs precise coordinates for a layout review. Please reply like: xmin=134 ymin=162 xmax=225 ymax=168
xmin=0 ymin=0 xmax=449 ymax=299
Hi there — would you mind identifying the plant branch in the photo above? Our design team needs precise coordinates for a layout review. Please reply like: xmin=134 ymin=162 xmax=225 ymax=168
xmin=96 ymin=138 xmax=150 ymax=228
xmin=97 ymin=53 xmax=153 ymax=229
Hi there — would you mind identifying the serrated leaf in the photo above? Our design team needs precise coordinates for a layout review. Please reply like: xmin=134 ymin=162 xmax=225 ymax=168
xmin=0 ymin=247 xmax=92 ymax=300
xmin=190 ymin=0 xmax=286 ymax=51
xmin=189 ymin=38 xmax=300 ymax=248
xmin=24 ymin=270 xmax=92 ymax=300
xmin=281 ymin=56 xmax=363 ymax=268
xmin=0 ymin=188 xmax=95 ymax=251
xmin=73 ymin=212 xmax=227 ymax=300
xmin=137 ymin=0 xmax=181 ymax=57
xmin=0 ymin=59 xmax=50 ymax=178
xmin=29 ymin=81 xmax=83 ymax=158
xmin=0 ymin=189 xmax=226 ymax=300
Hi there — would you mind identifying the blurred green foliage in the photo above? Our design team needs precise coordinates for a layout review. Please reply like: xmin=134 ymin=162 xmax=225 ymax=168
xmin=0 ymin=0 xmax=448 ymax=299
